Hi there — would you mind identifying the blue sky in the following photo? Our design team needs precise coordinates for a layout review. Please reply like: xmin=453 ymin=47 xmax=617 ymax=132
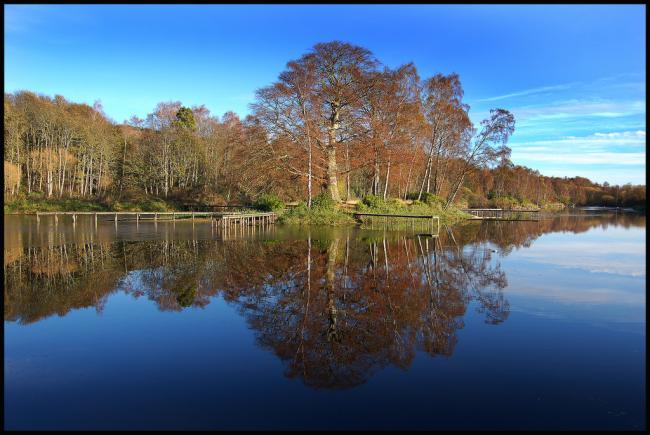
xmin=5 ymin=5 xmax=646 ymax=185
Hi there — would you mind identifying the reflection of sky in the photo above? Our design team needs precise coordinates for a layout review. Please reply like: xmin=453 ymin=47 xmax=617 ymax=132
xmin=498 ymin=223 xmax=645 ymax=328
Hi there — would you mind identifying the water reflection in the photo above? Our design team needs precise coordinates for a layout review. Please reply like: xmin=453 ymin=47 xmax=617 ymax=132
xmin=4 ymin=211 xmax=643 ymax=389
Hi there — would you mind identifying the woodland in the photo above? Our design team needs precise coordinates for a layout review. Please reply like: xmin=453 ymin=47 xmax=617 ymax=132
xmin=4 ymin=41 xmax=645 ymax=215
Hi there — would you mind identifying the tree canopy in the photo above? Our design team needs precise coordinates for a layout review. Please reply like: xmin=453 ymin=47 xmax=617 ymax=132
xmin=3 ymin=41 xmax=644 ymax=210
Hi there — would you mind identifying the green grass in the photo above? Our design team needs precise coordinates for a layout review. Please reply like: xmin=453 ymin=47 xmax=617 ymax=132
xmin=5 ymin=192 xmax=472 ymax=226
xmin=4 ymin=193 xmax=180 ymax=213
xmin=4 ymin=195 xmax=109 ymax=213
xmin=279 ymin=193 xmax=470 ymax=227
xmin=356 ymin=195 xmax=470 ymax=226
xmin=279 ymin=202 xmax=356 ymax=226
xmin=111 ymin=198 xmax=176 ymax=212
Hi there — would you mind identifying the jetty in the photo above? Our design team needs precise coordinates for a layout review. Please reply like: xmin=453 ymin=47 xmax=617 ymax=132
xmin=351 ymin=212 xmax=440 ymax=235
xmin=462 ymin=208 xmax=540 ymax=221
xmin=24 ymin=211 xmax=278 ymax=227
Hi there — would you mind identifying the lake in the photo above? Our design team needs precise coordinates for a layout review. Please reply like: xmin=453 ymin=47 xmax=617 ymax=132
xmin=3 ymin=211 xmax=646 ymax=430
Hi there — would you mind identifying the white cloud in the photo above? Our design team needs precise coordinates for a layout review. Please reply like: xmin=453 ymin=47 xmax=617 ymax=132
xmin=533 ymin=168 xmax=646 ymax=185
xmin=509 ymin=130 xmax=646 ymax=183
xmin=475 ymin=82 xmax=579 ymax=103
xmin=593 ymin=130 xmax=645 ymax=140
xmin=512 ymin=100 xmax=645 ymax=122
xmin=511 ymin=130 xmax=646 ymax=150
xmin=513 ymin=152 xmax=645 ymax=165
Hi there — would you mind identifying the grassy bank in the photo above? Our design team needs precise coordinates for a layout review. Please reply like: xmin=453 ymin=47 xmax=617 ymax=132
xmin=4 ymin=193 xmax=181 ymax=213
xmin=278 ymin=193 xmax=471 ymax=226
xmin=4 ymin=192 xmax=471 ymax=226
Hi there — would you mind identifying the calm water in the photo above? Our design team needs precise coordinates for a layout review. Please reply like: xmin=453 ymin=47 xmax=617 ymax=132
xmin=4 ymin=211 xmax=646 ymax=430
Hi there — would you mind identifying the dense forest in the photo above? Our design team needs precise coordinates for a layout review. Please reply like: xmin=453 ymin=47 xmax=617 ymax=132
xmin=3 ymin=41 xmax=645 ymax=211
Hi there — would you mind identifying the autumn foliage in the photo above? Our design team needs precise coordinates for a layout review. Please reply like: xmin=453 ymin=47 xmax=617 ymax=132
xmin=3 ymin=41 xmax=644 ymax=210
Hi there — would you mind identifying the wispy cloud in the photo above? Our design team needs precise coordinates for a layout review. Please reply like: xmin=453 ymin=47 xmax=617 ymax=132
xmin=4 ymin=6 xmax=43 ymax=33
xmin=511 ymin=129 xmax=646 ymax=167
xmin=513 ymin=99 xmax=645 ymax=122
xmin=513 ymin=130 xmax=646 ymax=149
xmin=5 ymin=5 xmax=89 ymax=36
xmin=475 ymin=82 xmax=580 ymax=103
xmin=474 ymin=74 xmax=645 ymax=105
xmin=513 ymin=151 xmax=645 ymax=165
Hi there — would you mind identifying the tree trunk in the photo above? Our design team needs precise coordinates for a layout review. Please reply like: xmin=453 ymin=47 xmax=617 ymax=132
xmin=445 ymin=170 xmax=467 ymax=209
xmin=373 ymin=145 xmax=381 ymax=196
xmin=383 ymin=155 xmax=391 ymax=200
xmin=307 ymin=143 xmax=312 ymax=208
xmin=418 ymin=154 xmax=432 ymax=200
xmin=345 ymin=142 xmax=351 ymax=202
xmin=326 ymin=145 xmax=341 ymax=202
xmin=326 ymin=103 xmax=341 ymax=202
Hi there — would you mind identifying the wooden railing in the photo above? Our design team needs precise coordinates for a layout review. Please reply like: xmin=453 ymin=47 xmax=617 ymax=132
xmin=351 ymin=212 xmax=440 ymax=234
xmin=462 ymin=208 xmax=540 ymax=220
xmin=25 ymin=211 xmax=278 ymax=227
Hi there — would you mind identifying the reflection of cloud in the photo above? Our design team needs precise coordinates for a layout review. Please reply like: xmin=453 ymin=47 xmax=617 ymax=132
xmin=506 ymin=284 xmax=645 ymax=306
xmin=515 ymin=241 xmax=646 ymax=278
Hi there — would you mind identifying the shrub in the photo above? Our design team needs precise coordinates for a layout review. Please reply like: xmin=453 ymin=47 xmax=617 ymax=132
xmin=491 ymin=196 xmax=520 ymax=210
xmin=254 ymin=193 xmax=285 ymax=212
xmin=311 ymin=192 xmax=336 ymax=210
xmin=279 ymin=197 xmax=355 ymax=225
xmin=420 ymin=192 xmax=444 ymax=207
xmin=361 ymin=194 xmax=386 ymax=209
xmin=140 ymin=199 xmax=170 ymax=212
xmin=405 ymin=192 xmax=420 ymax=201
xmin=175 ymin=286 xmax=196 ymax=308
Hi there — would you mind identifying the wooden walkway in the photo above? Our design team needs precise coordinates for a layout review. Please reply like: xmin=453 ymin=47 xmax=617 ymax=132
xmin=352 ymin=212 xmax=440 ymax=235
xmin=463 ymin=208 xmax=540 ymax=221
xmin=24 ymin=211 xmax=278 ymax=227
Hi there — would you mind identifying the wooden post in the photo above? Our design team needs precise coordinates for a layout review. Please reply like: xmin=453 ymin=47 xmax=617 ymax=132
xmin=136 ymin=213 xmax=139 ymax=223
xmin=94 ymin=213 xmax=97 ymax=228
xmin=36 ymin=213 xmax=40 ymax=225
xmin=114 ymin=213 xmax=118 ymax=223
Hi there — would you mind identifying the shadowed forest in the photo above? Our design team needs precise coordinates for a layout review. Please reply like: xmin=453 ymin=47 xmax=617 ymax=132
xmin=4 ymin=42 xmax=645 ymax=212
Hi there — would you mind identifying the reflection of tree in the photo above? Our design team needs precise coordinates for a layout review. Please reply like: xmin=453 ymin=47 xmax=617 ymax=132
xmin=220 ymin=231 xmax=509 ymax=389
xmin=4 ymin=243 xmax=119 ymax=324
xmin=4 ymin=211 xmax=643 ymax=388
xmin=126 ymin=240 xmax=212 ymax=311
xmin=451 ymin=212 xmax=645 ymax=256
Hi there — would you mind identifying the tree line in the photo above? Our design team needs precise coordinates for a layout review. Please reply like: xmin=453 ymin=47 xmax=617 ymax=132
xmin=4 ymin=41 xmax=645 ymax=210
